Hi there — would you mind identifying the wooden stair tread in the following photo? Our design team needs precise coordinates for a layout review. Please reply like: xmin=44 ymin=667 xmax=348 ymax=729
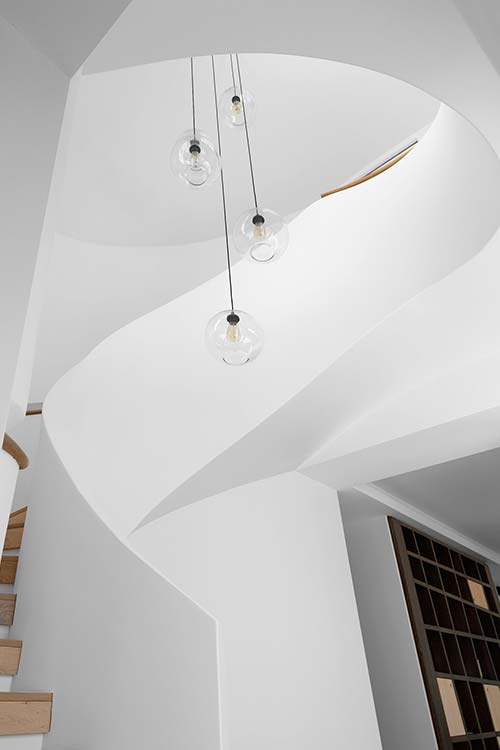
xmin=0 ymin=692 xmax=52 ymax=735
xmin=0 ymin=694 xmax=52 ymax=703
xmin=8 ymin=507 xmax=27 ymax=525
xmin=0 ymin=555 xmax=18 ymax=584
xmin=0 ymin=640 xmax=22 ymax=675
xmin=4 ymin=508 xmax=27 ymax=552
xmin=0 ymin=594 xmax=17 ymax=626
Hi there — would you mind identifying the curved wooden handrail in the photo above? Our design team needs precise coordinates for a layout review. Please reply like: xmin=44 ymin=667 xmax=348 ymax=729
xmin=2 ymin=434 xmax=29 ymax=470
xmin=321 ymin=144 xmax=415 ymax=199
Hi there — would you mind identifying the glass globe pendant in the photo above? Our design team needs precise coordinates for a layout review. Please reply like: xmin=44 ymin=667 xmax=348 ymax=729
xmin=220 ymin=87 xmax=255 ymax=127
xmin=205 ymin=55 xmax=264 ymax=366
xmin=170 ymin=129 xmax=220 ymax=187
xmin=233 ymin=53 xmax=288 ymax=262
xmin=206 ymin=309 xmax=263 ymax=365
xmin=233 ymin=208 xmax=288 ymax=263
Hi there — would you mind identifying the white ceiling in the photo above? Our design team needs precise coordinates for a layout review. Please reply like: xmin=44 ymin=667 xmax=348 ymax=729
xmin=58 ymin=54 xmax=438 ymax=246
xmin=376 ymin=448 xmax=500 ymax=553
xmin=0 ymin=0 xmax=132 ymax=74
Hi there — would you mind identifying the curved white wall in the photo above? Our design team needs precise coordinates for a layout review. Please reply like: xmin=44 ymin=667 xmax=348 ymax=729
xmin=0 ymin=451 xmax=18 ymax=547
xmin=11 ymin=427 xmax=221 ymax=750
xmin=0 ymin=16 xmax=67 ymax=434
xmin=130 ymin=472 xmax=382 ymax=750
xmin=43 ymin=104 xmax=500 ymax=536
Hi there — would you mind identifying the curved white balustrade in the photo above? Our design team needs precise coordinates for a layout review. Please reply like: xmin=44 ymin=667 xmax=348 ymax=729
xmin=43 ymin=103 xmax=500 ymax=536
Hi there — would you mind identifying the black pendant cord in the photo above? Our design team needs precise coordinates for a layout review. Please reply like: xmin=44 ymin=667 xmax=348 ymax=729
xmin=190 ymin=57 xmax=196 ymax=141
xmin=211 ymin=55 xmax=235 ymax=313
xmin=229 ymin=53 xmax=238 ymax=97
xmin=235 ymin=53 xmax=259 ymax=217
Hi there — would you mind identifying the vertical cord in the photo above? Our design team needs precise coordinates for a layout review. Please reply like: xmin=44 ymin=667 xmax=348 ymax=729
xmin=190 ymin=57 xmax=196 ymax=141
xmin=229 ymin=53 xmax=238 ymax=96
xmin=212 ymin=55 xmax=235 ymax=312
xmin=235 ymin=53 xmax=259 ymax=216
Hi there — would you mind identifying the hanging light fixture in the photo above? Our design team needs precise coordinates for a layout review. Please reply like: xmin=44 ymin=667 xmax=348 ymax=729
xmin=170 ymin=57 xmax=221 ymax=188
xmin=206 ymin=56 xmax=264 ymax=365
xmin=232 ymin=53 xmax=288 ymax=263
xmin=219 ymin=53 xmax=255 ymax=127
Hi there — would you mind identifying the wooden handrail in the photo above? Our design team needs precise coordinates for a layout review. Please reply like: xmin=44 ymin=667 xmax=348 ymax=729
xmin=2 ymin=434 xmax=29 ymax=470
xmin=321 ymin=144 xmax=415 ymax=199
xmin=26 ymin=402 xmax=43 ymax=416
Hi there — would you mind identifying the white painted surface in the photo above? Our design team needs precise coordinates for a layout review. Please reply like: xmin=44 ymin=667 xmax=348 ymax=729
xmin=30 ymin=232 xmax=228 ymax=402
xmin=340 ymin=489 xmax=437 ymax=750
xmin=10 ymin=427 xmax=221 ymax=750
xmin=0 ymin=451 xmax=18 ymax=550
xmin=44 ymin=104 xmax=500 ymax=537
xmin=131 ymin=472 xmax=382 ymax=750
xmin=0 ymin=0 xmax=132 ymax=74
xmin=58 ymin=55 xmax=436 ymax=247
xmin=376 ymin=447 xmax=500 ymax=553
xmin=0 ymin=735 xmax=43 ymax=750
xmin=7 ymin=74 xmax=80 ymax=431
xmin=0 ymin=16 xmax=67 ymax=437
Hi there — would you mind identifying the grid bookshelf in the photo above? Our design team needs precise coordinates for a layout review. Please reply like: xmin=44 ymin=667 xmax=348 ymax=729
xmin=390 ymin=517 xmax=500 ymax=750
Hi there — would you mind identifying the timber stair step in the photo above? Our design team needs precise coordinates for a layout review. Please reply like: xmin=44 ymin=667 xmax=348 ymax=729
xmin=4 ymin=507 xmax=27 ymax=551
xmin=0 ymin=555 xmax=18 ymax=585
xmin=0 ymin=640 xmax=22 ymax=675
xmin=0 ymin=693 xmax=52 ymax=735
xmin=0 ymin=594 xmax=16 ymax=626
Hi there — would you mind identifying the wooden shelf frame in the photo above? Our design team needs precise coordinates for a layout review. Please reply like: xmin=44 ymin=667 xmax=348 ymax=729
xmin=390 ymin=517 xmax=500 ymax=750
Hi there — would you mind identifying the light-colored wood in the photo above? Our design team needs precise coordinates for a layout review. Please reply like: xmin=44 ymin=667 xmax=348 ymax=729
xmin=485 ymin=684 xmax=500 ymax=731
xmin=1 ymin=435 xmax=28 ymax=471
xmin=4 ymin=526 xmax=24 ymax=551
xmin=0 ymin=555 xmax=18 ymax=584
xmin=0 ymin=640 xmax=22 ymax=675
xmin=437 ymin=677 xmax=466 ymax=737
xmin=0 ymin=594 xmax=16 ymax=626
xmin=321 ymin=146 xmax=414 ymax=199
xmin=9 ymin=507 xmax=27 ymax=525
xmin=0 ymin=692 xmax=52 ymax=735
xmin=468 ymin=579 xmax=490 ymax=609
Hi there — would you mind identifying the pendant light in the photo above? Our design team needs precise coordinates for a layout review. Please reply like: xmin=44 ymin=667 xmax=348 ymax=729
xmin=219 ymin=53 xmax=255 ymax=127
xmin=205 ymin=56 xmax=264 ymax=365
xmin=170 ymin=57 xmax=221 ymax=188
xmin=232 ymin=53 xmax=288 ymax=263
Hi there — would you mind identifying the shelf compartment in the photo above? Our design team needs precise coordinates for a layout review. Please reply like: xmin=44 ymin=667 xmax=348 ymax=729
xmin=484 ymin=685 xmax=500 ymax=732
xmin=437 ymin=678 xmax=467 ymax=737
xmin=469 ymin=681 xmax=494 ymax=733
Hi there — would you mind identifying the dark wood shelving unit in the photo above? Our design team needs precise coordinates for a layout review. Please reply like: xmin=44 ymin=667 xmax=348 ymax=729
xmin=389 ymin=517 xmax=500 ymax=750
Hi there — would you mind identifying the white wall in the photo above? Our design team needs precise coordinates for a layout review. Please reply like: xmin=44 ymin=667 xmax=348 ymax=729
xmin=10 ymin=426 xmax=221 ymax=750
xmin=340 ymin=489 xmax=437 ymax=750
xmin=42 ymin=103 xmax=500 ymax=538
xmin=0 ymin=451 xmax=18 ymax=548
xmin=130 ymin=472 xmax=382 ymax=750
xmin=0 ymin=15 xmax=68 ymax=434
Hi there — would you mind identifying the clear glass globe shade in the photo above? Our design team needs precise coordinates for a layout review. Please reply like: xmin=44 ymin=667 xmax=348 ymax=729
xmin=233 ymin=208 xmax=288 ymax=263
xmin=170 ymin=129 xmax=221 ymax=188
xmin=219 ymin=87 xmax=255 ymax=127
xmin=205 ymin=309 xmax=264 ymax=365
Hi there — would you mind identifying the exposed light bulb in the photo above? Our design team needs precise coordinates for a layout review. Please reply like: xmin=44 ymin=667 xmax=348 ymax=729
xmin=170 ymin=129 xmax=220 ymax=188
xmin=233 ymin=209 xmax=289 ymax=263
xmin=220 ymin=87 xmax=255 ymax=127
xmin=206 ymin=310 xmax=264 ymax=365
xmin=226 ymin=312 xmax=241 ymax=343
